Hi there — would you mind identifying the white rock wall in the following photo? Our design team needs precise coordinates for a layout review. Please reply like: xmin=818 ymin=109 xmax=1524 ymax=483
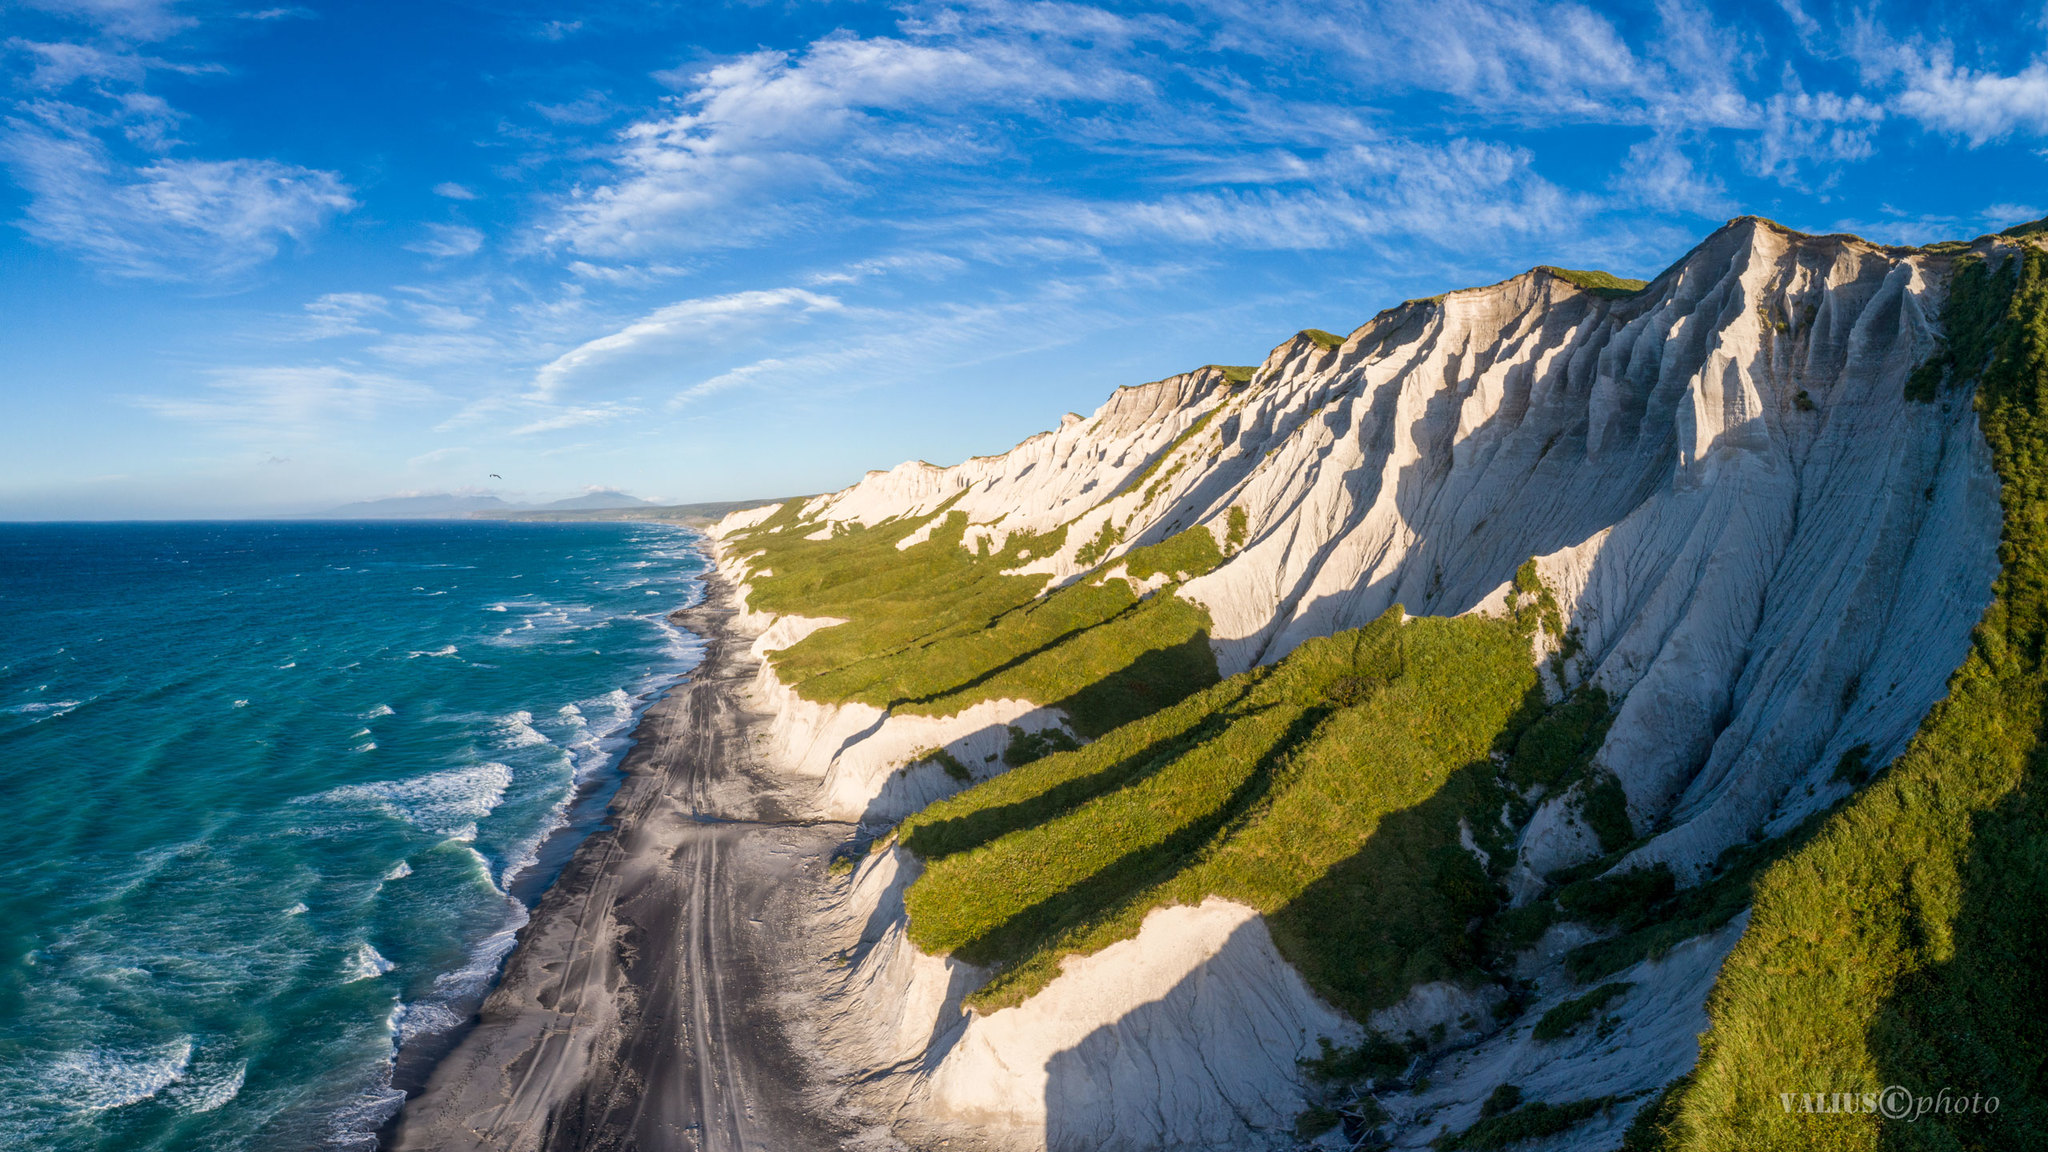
xmin=811 ymin=847 xmax=1355 ymax=1152
xmin=711 ymin=219 xmax=2022 ymax=1150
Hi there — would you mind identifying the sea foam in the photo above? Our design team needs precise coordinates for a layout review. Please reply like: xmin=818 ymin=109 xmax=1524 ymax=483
xmin=343 ymin=944 xmax=394 ymax=983
xmin=315 ymin=761 xmax=513 ymax=837
xmin=48 ymin=1037 xmax=194 ymax=1112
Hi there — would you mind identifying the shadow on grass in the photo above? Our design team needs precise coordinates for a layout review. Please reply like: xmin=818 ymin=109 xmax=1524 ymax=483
xmin=886 ymin=591 xmax=1149 ymax=712
xmin=1052 ymin=629 xmax=1224 ymax=738
xmin=947 ymin=704 xmax=1331 ymax=973
xmin=1267 ymin=755 xmax=1507 ymax=1020
xmin=1869 ymin=727 xmax=2048 ymax=1151
xmin=900 ymin=678 xmax=1262 ymax=862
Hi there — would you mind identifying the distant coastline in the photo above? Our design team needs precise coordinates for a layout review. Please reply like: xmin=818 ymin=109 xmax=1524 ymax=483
xmin=465 ymin=497 xmax=802 ymax=527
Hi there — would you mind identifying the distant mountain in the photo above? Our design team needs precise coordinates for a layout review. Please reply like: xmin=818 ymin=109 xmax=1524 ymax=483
xmin=532 ymin=488 xmax=655 ymax=511
xmin=316 ymin=488 xmax=657 ymax=519
xmin=474 ymin=498 xmax=799 ymax=525
xmin=320 ymin=493 xmax=514 ymax=518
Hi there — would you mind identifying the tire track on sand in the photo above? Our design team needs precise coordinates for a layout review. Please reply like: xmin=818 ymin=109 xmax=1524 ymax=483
xmin=390 ymin=575 xmax=855 ymax=1152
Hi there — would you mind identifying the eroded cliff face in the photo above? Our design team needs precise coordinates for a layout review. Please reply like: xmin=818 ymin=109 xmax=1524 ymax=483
xmin=710 ymin=217 xmax=2013 ymax=1150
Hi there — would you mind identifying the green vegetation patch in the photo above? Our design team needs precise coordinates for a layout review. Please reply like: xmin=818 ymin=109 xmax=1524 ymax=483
xmin=1224 ymin=506 xmax=1249 ymax=554
xmin=1905 ymin=252 xmax=2019 ymax=403
xmin=725 ymin=507 xmax=1225 ymax=737
xmin=1532 ymin=981 xmax=1633 ymax=1041
xmin=1301 ymin=328 xmax=1349 ymax=350
xmin=901 ymin=596 xmax=1555 ymax=1014
xmin=1121 ymin=522 xmax=1223 ymax=582
xmin=1208 ymin=364 xmax=1258 ymax=385
xmin=1437 ymin=1094 xmax=1621 ymax=1150
xmin=1657 ymin=243 xmax=2048 ymax=1149
xmin=1072 ymin=518 xmax=1126 ymax=567
xmin=1559 ymin=827 xmax=1819 ymax=984
xmin=1539 ymin=266 xmax=1651 ymax=299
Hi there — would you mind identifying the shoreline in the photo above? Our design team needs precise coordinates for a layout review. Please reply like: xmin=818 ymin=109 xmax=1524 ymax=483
xmin=385 ymin=557 xmax=858 ymax=1151
xmin=374 ymin=522 xmax=713 ymax=1135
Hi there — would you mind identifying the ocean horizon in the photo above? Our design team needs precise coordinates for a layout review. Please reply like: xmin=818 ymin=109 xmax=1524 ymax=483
xmin=0 ymin=520 xmax=707 ymax=1151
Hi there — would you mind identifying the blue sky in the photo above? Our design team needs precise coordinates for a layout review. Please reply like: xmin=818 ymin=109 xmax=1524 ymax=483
xmin=2 ymin=0 xmax=2046 ymax=517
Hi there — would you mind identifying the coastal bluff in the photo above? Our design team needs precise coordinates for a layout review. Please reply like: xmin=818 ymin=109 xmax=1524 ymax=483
xmin=395 ymin=215 xmax=2048 ymax=1151
xmin=705 ymin=217 xmax=2025 ymax=1149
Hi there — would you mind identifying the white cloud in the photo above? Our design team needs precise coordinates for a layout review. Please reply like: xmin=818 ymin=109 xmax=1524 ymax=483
xmin=548 ymin=31 xmax=1140 ymax=256
xmin=1984 ymin=202 xmax=2044 ymax=228
xmin=300 ymin=291 xmax=388 ymax=338
xmin=405 ymin=222 xmax=483 ymax=258
xmin=432 ymin=181 xmax=478 ymax=200
xmin=10 ymin=39 xmax=149 ymax=88
xmin=1215 ymin=0 xmax=1753 ymax=130
xmin=19 ymin=0 xmax=193 ymax=41
xmin=138 ymin=365 xmax=425 ymax=437
xmin=404 ymin=300 xmax=479 ymax=331
xmin=2 ymin=125 xmax=355 ymax=279
xmin=531 ymin=287 xmax=843 ymax=397
xmin=532 ymin=90 xmax=612 ymax=125
xmin=805 ymin=250 xmax=968 ymax=285
xmin=1618 ymin=136 xmax=1732 ymax=216
xmin=510 ymin=404 xmax=634 ymax=436
xmin=407 ymin=446 xmax=470 ymax=467
xmin=565 ymin=260 xmax=687 ymax=285
xmin=1036 ymin=139 xmax=1580 ymax=250
xmin=1746 ymin=83 xmax=1884 ymax=183
xmin=1895 ymin=54 xmax=2048 ymax=145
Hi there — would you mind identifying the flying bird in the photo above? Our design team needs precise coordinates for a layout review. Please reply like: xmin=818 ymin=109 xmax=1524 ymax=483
xmin=490 ymin=474 xmax=501 ymax=479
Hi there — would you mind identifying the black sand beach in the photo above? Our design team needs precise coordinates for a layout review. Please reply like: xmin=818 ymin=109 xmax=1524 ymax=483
xmin=389 ymin=572 xmax=856 ymax=1152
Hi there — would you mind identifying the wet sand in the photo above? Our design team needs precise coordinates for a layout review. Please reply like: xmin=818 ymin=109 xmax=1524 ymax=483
xmin=389 ymin=572 xmax=857 ymax=1152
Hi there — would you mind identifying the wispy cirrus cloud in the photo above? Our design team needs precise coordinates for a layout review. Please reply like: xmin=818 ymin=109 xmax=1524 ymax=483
xmin=1211 ymin=0 xmax=1753 ymax=130
xmin=509 ymin=403 xmax=636 ymax=436
xmin=298 ymin=291 xmax=388 ymax=339
xmin=547 ymin=29 xmax=1148 ymax=257
xmin=530 ymin=287 xmax=843 ymax=397
xmin=137 ymin=365 xmax=426 ymax=437
xmin=406 ymin=222 xmax=484 ymax=258
xmin=1029 ymin=138 xmax=1584 ymax=250
xmin=2 ymin=125 xmax=354 ymax=279
xmin=1746 ymin=83 xmax=1885 ymax=183
xmin=3 ymin=1 xmax=355 ymax=282
xmin=19 ymin=0 xmax=194 ymax=41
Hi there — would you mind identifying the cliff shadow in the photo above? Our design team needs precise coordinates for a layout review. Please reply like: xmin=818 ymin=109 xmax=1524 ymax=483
xmin=1030 ymin=745 xmax=1534 ymax=1151
xmin=1041 ymin=915 xmax=1331 ymax=1152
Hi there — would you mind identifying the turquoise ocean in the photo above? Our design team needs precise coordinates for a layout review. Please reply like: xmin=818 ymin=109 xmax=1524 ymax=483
xmin=0 ymin=520 xmax=708 ymax=1150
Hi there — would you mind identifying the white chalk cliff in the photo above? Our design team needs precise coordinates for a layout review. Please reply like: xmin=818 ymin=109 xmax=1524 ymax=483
xmin=710 ymin=217 xmax=2007 ymax=1149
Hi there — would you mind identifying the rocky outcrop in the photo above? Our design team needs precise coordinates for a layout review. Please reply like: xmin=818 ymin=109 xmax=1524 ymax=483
xmin=712 ymin=218 xmax=2020 ymax=1149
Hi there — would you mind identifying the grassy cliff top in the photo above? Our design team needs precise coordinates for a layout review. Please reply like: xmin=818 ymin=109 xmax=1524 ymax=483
xmin=1538 ymin=266 xmax=1651 ymax=298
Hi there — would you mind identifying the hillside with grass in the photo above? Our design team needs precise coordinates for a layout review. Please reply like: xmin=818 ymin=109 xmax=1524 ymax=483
xmin=1628 ymin=244 xmax=2048 ymax=1152
xmin=711 ymin=216 xmax=2045 ymax=1152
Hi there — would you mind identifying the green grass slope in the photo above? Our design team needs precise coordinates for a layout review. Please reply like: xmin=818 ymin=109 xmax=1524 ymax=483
xmin=1539 ymin=266 xmax=1650 ymax=299
xmin=722 ymin=501 xmax=1222 ymax=737
xmin=899 ymin=588 xmax=1567 ymax=1015
xmin=1636 ymin=245 xmax=2048 ymax=1151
